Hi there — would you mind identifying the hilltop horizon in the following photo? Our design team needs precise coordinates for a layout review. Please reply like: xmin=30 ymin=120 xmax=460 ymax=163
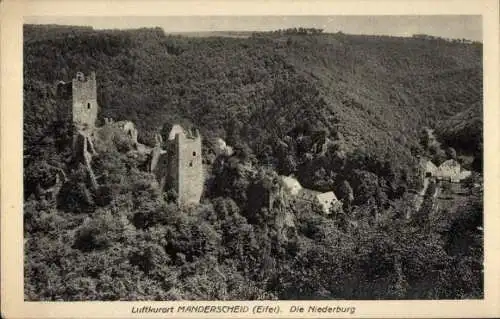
xmin=24 ymin=14 xmax=482 ymax=42
xmin=23 ymin=23 xmax=483 ymax=44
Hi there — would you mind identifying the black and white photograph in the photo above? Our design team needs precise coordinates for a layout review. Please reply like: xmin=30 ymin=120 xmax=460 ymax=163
xmin=2 ymin=1 xmax=499 ymax=317
xmin=21 ymin=14 xmax=485 ymax=301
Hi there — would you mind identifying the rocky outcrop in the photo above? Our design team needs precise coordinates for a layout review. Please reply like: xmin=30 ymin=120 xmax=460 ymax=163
xmin=149 ymin=133 xmax=165 ymax=172
xmin=97 ymin=118 xmax=152 ymax=155
xmin=34 ymin=166 xmax=67 ymax=200
xmin=122 ymin=121 xmax=139 ymax=146
xmin=214 ymin=138 xmax=234 ymax=156
xmin=148 ymin=133 xmax=169 ymax=192
xmin=270 ymin=179 xmax=296 ymax=241
xmin=74 ymin=131 xmax=99 ymax=190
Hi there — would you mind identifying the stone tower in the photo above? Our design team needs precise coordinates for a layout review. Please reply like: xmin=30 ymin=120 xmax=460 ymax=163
xmin=167 ymin=124 xmax=204 ymax=207
xmin=71 ymin=71 xmax=98 ymax=131
xmin=61 ymin=71 xmax=99 ymax=175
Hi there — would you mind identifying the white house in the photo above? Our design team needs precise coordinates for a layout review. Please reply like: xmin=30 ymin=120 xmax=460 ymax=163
xmin=420 ymin=159 xmax=438 ymax=178
xmin=435 ymin=159 xmax=471 ymax=183
xmin=315 ymin=191 xmax=339 ymax=214
xmin=280 ymin=175 xmax=339 ymax=214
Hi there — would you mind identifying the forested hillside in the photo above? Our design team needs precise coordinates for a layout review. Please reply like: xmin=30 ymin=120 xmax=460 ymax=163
xmin=24 ymin=25 xmax=483 ymax=300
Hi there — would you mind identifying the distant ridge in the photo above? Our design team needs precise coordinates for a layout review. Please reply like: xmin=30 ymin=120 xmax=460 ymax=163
xmin=166 ymin=30 xmax=254 ymax=38
xmin=23 ymin=24 xmax=482 ymax=178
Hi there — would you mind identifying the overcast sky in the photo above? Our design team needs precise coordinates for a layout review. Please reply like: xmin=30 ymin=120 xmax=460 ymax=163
xmin=25 ymin=15 xmax=482 ymax=41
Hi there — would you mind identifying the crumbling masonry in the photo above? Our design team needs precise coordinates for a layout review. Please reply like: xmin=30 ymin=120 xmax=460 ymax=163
xmin=64 ymin=71 xmax=204 ymax=206
xmin=71 ymin=71 xmax=98 ymax=132
xmin=165 ymin=125 xmax=204 ymax=207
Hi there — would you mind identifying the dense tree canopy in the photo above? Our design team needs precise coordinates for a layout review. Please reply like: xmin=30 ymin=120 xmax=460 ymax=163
xmin=24 ymin=25 xmax=483 ymax=300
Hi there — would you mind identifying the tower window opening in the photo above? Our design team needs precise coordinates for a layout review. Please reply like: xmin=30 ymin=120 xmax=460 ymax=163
xmin=189 ymin=161 xmax=193 ymax=167
xmin=193 ymin=151 xmax=196 ymax=156
xmin=87 ymin=103 xmax=91 ymax=109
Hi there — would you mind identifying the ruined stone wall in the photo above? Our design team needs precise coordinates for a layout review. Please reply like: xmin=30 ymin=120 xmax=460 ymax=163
xmin=170 ymin=131 xmax=203 ymax=206
xmin=72 ymin=72 xmax=98 ymax=131
xmin=154 ymin=153 xmax=169 ymax=192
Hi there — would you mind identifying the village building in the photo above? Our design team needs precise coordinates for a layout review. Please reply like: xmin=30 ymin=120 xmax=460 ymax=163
xmin=435 ymin=159 xmax=471 ymax=183
xmin=419 ymin=158 xmax=438 ymax=178
xmin=419 ymin=157 xmax=472 ymax=183
xmin=280 ymin=175 xmax=339 ymax=214
xmin=316 ymin=191 xmax=338 ymax=213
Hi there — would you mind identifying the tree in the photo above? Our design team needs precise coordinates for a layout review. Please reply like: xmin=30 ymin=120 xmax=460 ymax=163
xmin=23 ymin=24 xmax=483 ymax=301
xmin=446 ymin=147 xmax=457 ymax=160
xmin=336 ymin=180 xmax=354 ymax=211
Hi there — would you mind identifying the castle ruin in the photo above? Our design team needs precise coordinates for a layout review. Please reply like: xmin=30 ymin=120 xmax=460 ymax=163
xmin=56 ymin=71 xmax=99 ymax=157
xmin=56 ymin=71 xmax=98 ymax=132
xmin=165 ymin=125 xmax=204 ymax=207
xmin=70 ymin=71 xmax=98 ymax=132
xmin=58 ymin=71 xmax=204 ymax=207
xmin=149 ymin=125 xmax=205 ymax=207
